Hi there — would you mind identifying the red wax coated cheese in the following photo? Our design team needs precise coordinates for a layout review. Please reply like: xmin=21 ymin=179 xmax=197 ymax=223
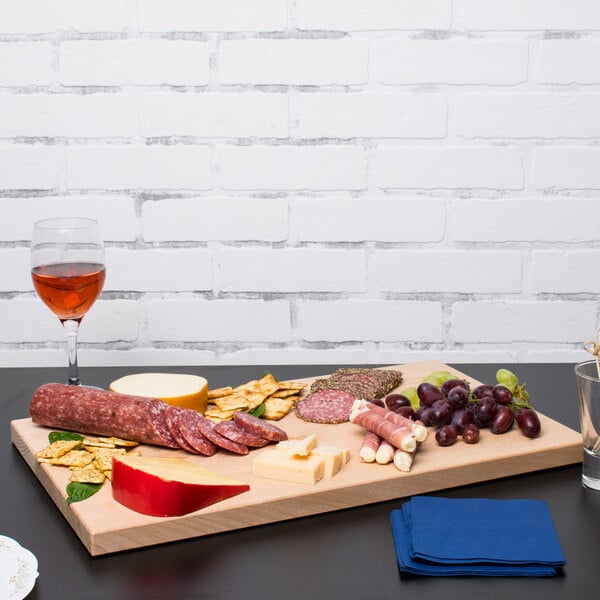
xmin=112 ymin=455 xmax=249 ymax=517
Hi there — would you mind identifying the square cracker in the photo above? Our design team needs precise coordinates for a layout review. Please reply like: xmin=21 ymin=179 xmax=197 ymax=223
xmin=214 ymin=393 xmax=250 ymax=412
xmin=208 ymin=386 xmax=234 ymax=400
xmin=35 ymin=440 xmax=81 ymax=460
xmin=39 ymin=449 xmax=95 ymax=468
xmin=262 ymin=397 xmax=294 ymax=420
xmin=91 ymin=447 xmax=126 ymax=472
xmin=69 ymin=465 xmax=106 ymax=484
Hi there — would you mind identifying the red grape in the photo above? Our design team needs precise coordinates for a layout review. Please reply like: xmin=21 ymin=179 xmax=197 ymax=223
xmin=435 ymin=425 xmax=458 ymax=446
xmin=429 ymin=399 xmax=453 ymax=426
xmin=492 ymin=385 xmax=513 ymax=406
xmin=394 ymin=406 xmax=415 ymax=420
xmin=471 ymin=397 xmax=497 ymax=425
xmin=472 ymin=384 xmax=494 ymax=399
xmin=440 ymin=378 xmax=470 ymax=397
xmin=447 ymin=386 xmax=469 ymax=410
xmin=462 ymin=423 xmax=480 ymax=444
xmin=414 ymin=406 xmax=433 ymax=426
xmin=417 ymin=382 xmax=443 ymax=407
xmin=450 ymin=407 xmax=473 ymax=434
xmin=516 ymin=409 xmax=541 ymax=438
xmin=385 ymin=394 xmax=410 ymax=411
xmin=490 ymin=405 xmax=514 ymax=434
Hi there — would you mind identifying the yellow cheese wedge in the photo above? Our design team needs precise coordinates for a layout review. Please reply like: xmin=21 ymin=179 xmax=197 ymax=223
xmin=109 ymin=373 xmax=208 ymax=413
xmin=252 ymin=449 xmax=325 ymax=485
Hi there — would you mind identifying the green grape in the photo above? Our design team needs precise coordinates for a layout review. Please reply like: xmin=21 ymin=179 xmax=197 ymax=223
xmin=496 ymin=368 xmax=519 ymax=392
xmin=401 ymin=386 xmax=420 ymax=410
xmin=422 ymin=370 xmax=454 ymax=387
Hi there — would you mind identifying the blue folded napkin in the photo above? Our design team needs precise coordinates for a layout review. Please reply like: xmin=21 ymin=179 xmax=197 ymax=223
xmin=390 ymin=496 xmax=566 ymax=577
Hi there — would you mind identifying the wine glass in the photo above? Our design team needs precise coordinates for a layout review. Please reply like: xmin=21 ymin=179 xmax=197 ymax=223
xmin=31 ymin=217 xmax=105 ymax=386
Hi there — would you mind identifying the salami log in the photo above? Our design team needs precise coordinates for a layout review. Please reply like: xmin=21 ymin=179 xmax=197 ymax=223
xmin=233 ymin=411 xmax=288 ymax=442
xmin=30 ymin=383 xmax=180 ymax=449
xmin=295 ymin=389 xmax=356 ymax=424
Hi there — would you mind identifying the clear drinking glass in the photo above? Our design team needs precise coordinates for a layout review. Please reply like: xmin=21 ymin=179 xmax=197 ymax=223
xmin=575 ymin=359 xmax=600 ymax=490
xmin=31 ymin=217 xmax=105 ymax=386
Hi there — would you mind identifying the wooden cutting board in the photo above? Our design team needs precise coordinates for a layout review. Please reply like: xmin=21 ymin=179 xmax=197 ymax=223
xmin=11 ymin=361 xmax=582 ymax=556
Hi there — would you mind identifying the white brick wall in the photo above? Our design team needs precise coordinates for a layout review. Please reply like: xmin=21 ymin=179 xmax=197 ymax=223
xmin=1 ymin=2 xmax=598 ymax=368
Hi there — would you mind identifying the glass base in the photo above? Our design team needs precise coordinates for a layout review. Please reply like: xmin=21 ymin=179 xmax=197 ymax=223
xmin=582 ymin=476 xmax=600 ymax=491
xmin=582 ymin=448 xmax=600 ymax=490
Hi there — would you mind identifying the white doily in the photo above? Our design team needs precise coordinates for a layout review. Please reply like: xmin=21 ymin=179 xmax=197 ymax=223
xmin=0 ymin=535 xmax=38 ymax=600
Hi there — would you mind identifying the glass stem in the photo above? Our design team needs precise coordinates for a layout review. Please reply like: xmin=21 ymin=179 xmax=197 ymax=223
xmin=63 ymin=319 xmax=81 ymax=386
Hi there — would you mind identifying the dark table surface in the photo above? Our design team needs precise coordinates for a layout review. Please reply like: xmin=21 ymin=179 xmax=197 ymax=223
xmin=1 ymin=363 xmax=598 ymax=600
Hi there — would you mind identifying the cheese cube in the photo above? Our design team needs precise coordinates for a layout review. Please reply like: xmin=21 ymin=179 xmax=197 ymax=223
xmin=252 ymin=449 xmax=324 ymax=485
xmin=312 ymin=445 xmax=347 ymax=478
xmin=277 ymin=434 xmax=318 ymax=457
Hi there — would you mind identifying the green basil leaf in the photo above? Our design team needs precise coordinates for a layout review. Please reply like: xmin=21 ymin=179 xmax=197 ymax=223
xmin=48 ymin=431 xmax=84 ymax=444
xmin=250 ymin=403 xmax=266 ymax=418
xmin=66 ymin=482 xmax=102 ymax=504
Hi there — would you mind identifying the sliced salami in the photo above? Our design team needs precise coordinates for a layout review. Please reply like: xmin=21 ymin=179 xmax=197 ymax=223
xmin=295 ymin=389 xmax=356 ymax=424
xmin=148 ymin=402 xmax=180 ymax=449
xmin=165 ymin=406 xmax=202 ymax=455
xmin=182 ymin=410 xmax=249 ymax=455
xmin=232 ymin=412 xmax=288 ymax=442
xmin=214 ymin=420 xmax=270 ymax=448
xmin=177 ymin=409 xmax=219 ymax=456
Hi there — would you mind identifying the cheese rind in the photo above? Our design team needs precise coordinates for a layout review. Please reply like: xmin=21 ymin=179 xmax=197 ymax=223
xmin=112 ymin=455 xmax=249 ymax=517
xmin=109 ymin=373 xmax=208 ymax=413
xmin=252 ymin=449 xmax=325 ymax=485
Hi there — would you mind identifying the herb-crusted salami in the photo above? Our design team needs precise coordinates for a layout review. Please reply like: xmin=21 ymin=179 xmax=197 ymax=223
xmin=309 ymin=367 xmax=402 ymax=401
xmin=295 ymin=389 xmax=357 ymax=424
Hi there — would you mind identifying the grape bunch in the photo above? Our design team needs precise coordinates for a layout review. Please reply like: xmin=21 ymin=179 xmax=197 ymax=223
xmin=383 ymin=368 xmax=541 ymax=447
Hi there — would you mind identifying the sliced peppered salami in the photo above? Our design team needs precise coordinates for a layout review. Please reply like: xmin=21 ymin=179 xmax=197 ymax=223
xmin=214 ymin=420 xmax=270 ymax=448
xmin=295 ymin=389 xmax=357 ymax=424
xmin=165 ymin=406 xmax=202 ymax=455
xmin=232 ymin=412 xmax=288 ymax=442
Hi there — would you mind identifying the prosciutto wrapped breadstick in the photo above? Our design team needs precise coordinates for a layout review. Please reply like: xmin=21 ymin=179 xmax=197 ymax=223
xmin=393 ymin=448 xmax=415 ymax=472
xmin=359 ymin=431 xmax=381 ymax=463
xmin=353 ymin=399 xmax=428 ymax=442
xmin=350 ymin=405 xmax=417 ymax=452
xmin=375 ymin=440 xmax=395 ymax=465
